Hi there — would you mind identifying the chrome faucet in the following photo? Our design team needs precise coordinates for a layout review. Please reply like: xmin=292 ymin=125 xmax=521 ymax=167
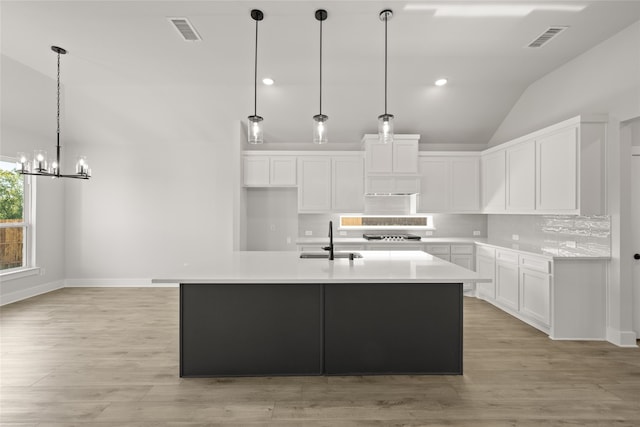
xmin=322 ymin=220 xmax=335 ymax=260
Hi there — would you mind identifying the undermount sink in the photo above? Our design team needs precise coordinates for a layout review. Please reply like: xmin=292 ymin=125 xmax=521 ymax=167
xmin=299 ymin=252 xmax=363 ymax=259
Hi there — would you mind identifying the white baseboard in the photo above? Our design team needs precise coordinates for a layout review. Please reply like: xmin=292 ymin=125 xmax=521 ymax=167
xmin=606 ymin=327 xmax=639 ymax=347
xmin=0 ymin=280 xmax=65 ymax=306
xmin=65 ymin=278 xmax=178 ymax=288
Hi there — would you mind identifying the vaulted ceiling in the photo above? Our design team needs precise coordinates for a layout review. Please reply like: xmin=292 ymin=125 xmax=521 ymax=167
xmin=3 ymin=0 xmax=640 ymax=147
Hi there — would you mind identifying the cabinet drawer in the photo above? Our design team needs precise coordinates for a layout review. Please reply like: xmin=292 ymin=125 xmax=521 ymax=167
xmin=519 ymin=255 xmax=551 ymax=274
xmin=496 ymin=249 xmax=518 ymax=264
xmin=476 ymin=245 xmax=495 ymax=258
xmin=425 ymin=245 xmax=450 ymax=255
xmin=451 ymin=245 xmax=473 ymax=255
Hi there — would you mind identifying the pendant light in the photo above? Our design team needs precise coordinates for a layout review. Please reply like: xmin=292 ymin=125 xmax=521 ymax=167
xmin=248 ymin=9 xmax=264 ymax=144
xmin=313 ymin=9 xmax=328 ymax=144
xmin=17 ymin=46 xmax=91 ymax=179
xmin=378 ymin=9 xmax=394 ymax=144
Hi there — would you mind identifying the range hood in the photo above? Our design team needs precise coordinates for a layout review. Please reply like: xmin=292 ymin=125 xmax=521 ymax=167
xmin=364 ymin=193 xmax=417 ymax=214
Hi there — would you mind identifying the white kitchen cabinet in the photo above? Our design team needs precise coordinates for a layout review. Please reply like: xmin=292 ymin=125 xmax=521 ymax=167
xmin=481 ymin=150 xmax=506 ymax=213
xmin=298 ymin=157 xmax=331 ymax=213
xmin=506 ymin=140 xmax=535 ymax=211
xmin=243 ymin=155 xmax=296 ymax=187
xmin=519 ymin=267 xmax=551 ymax=328
xmin=367 ymin=176 xmax=420 ymax=194
xmin=363 ymin=134 xmax=419 ymax=174
xmin=418 ymin=155 xmax=480 ymax=213
xmin=393 ymin=140 xmax=419 ymax=174
xmin=481 ymin=116 xmax=607 ymax=215
xmin=495 ymin=250 xmax=520 ymax=312
xmin=451 ymin=157 xmax=480 ymax=212
xmin=418 ymin=158 xmax=449 ymax=211
xmin=332 ymin=155 xmax=364 ymax=212
xmin=424 ymin=244 xmax=451 ymax=261
xmin=475 ymin=246 xmax=496 ymax=300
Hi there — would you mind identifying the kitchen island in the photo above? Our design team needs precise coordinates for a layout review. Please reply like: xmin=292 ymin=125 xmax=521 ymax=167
xmin=153 ymin=251 xmax=489 ymax=377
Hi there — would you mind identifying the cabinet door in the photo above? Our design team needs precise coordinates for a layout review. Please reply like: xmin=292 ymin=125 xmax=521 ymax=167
xmin=393 ymin=140 xmax=418 ymax=173
xmin=394 ymin=177 xmax=420 ymax=193
xmin=481 ymin=150 xmax=506 ymax=212
xmin=365 ymin=142 xmax=393 ymax=174
xmin=333 ymin=156 xmax=364 ymax=212
xmin=495 ymin=261 xmax=519 ymax=312
xmin=367 ymin=176 xmax=395 ymax=193
xmin=476 ymin=255 xmax=496 ymax=300
xmin=451 ymin=254 xmax=473 ymax=270
xmin=243 ymin=157 xmax=270 ymax=186
xmin=418 ymin=158 xmax=450 ymax=212
xmin=298 ymin=157 xmax=331 ymax=212
xmin=506 ymin=140 xmax=535 ymax=211
xmin=536 ymin=126 xmax=578 ymax=212
xmin=519 ymin=268 xmax=551 ymax=327
xmin=270 ymin=156 xmax=297 ymax=186
xmin=451 ymin=157 xmax=480 ymax=212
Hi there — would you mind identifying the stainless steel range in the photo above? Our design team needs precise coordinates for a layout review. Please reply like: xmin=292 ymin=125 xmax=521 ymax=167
xmin=362 ymin=233 xmax=422 ymax=242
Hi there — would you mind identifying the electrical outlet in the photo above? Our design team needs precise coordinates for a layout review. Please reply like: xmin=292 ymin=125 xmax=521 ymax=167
xmin=566 ymin=241 xmax=577 ymax=248
xmin=425 ymin=231 xmax=433 ymax=236
xmin=473 ymin=231 xmax=481 ymax=236
xmin=339 ymin=231 xmax=347 ymax=236
xmin=305 ymin=230 xmax=313 ymax=236
xmin=40 ymin=267 xmax=46 ymax=276
xmin=269 ymin=224 xmax=276 ymax=231
xmin=512 ymin=234 xmax=520 ymax=241
xmin=286 ymin=237 xmax=292 ymax=244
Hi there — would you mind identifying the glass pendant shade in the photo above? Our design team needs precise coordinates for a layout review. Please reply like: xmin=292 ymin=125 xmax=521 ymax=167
xmin=33 ymin=150 xmax=48 ymax=172
xmin=313 ymin=114 xmax=328 ymax=144
xmin=248 ymin=115 xmax=264 ymax=144
xmin=378 ymin=113 xmax=394 ymax=144
xmin=16 ymin=152 xmax=31 ymax=173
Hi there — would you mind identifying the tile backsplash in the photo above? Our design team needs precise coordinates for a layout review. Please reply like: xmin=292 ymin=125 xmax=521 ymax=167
xmin=488 ymin=214 xmax=611 ymax=256
xmin=539 ymin=215 xmax=611 ymax=256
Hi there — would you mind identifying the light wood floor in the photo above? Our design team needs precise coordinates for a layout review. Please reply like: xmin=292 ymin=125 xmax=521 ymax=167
xmin=1 ymin=288 xmax=639 ymax=426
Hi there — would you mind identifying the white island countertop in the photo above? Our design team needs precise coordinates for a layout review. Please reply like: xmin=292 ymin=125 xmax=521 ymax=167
xmin=152 ymin=250 xmax=490 ymax=285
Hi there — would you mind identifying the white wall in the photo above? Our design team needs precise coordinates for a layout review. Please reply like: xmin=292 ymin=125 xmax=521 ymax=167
xmin=487 ymin=20 xmax=640 ymax=346
xmin=489 ymin=20 xmax=640 ymax=146
xmin=62 ymin=83 xmax=245 ymax=283
xmin=0 ymin=56 xmax=66 ymax=303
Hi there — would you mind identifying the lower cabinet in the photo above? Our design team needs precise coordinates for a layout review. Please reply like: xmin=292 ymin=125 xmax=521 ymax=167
xmin=478 ymin=245 xmax=552 ymax=334
xmin=495 ymin=259 xmax=520 ymax=312
xmin=519 ymin=267 xmax=551 ymax=327
xmin=475 ymin=246 xmax=496 ymax=300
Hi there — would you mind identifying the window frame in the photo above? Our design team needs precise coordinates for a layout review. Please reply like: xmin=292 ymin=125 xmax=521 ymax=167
xmin=0 ymin=156 xmax=38 ymax=280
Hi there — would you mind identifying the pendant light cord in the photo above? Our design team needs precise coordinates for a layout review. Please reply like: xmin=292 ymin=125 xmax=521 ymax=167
xmin=253 ymin=18 xmax=258 ymax=116
xmin=56 ymin=49 xmax=62 ymax=172
xmin=319 ymin=17 xmax=323 ymax=116
xmin=384 ymin=14 xmax=388 ymax=115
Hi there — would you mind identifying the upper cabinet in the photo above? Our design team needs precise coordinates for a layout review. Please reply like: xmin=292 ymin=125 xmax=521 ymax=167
xmin=297 ymin=153 xmax=365 ymax=213
xmin=243 ymin=154 xmax=296 ymax=187
xmin=363 ymin=134 xmax=419 ymax=174
xmin=418 ymin=154 xmax=480 ymax=213
xmin=481 ymin=150 xmax=506 ymax=213
xmin=481 ymin=116 xmax=607 ymax=215
xmin=506 ymin=139 xmax=536 ymax=212
xmin=363 ymin=134 xmax=420 ymax=193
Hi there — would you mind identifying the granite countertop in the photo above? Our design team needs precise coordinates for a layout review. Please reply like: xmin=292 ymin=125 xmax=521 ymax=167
xmin=476 ymin=240 xmax=611 ymax=261
xmin=296 ymin=237 xmax=484 ymax=245
xmin=152 ymin=251 xmax=490 ymax=284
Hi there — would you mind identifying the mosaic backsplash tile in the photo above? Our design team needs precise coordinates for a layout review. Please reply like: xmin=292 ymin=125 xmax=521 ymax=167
xmin=539 ymin=215 xmax=610 ymax=256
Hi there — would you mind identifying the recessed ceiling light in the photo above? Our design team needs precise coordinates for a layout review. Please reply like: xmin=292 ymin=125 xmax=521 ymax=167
xmin=262 ymin=78 xmax=274 ymax=85
xmin=435 ymin=78 xmax=448 ymax=86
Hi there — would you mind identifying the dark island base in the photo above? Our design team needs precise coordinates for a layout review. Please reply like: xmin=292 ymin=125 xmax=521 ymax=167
xmin=180 ymin=283 xmax=462 ymax=377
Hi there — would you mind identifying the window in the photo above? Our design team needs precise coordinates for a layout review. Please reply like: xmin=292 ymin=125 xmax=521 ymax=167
xmin=0 ymin=158 xmax=33 ymax=273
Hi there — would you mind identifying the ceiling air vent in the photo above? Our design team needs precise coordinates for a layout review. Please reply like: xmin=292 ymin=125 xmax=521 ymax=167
xmin=168 ymin=17 xmax=202 ymax=41
xmin=527 ymin=26 xmax=568 ymax=48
